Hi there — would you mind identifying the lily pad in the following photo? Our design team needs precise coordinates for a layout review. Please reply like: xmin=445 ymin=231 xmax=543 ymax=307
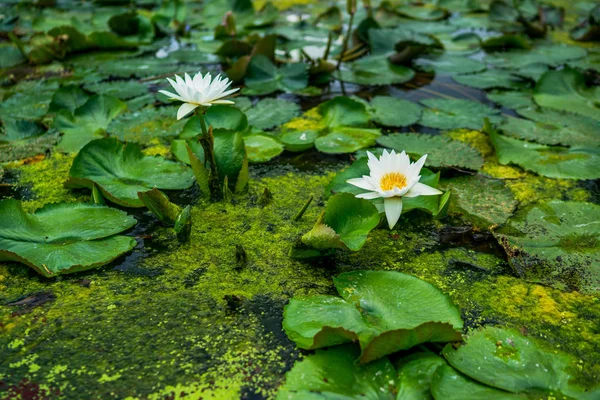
xmin=244 ymin=55 xmax=308 ymax=95
xmin=443 ymin=175 xmax=517 ymax=227
xmin=369 ymin=96 xmax=423 ymax=127
xmin=243 ymin=98 xmax=301 ymax=130
xmin=276 ymin=344 xmax=397 ymax=400
xmin=54 ymin=94 xmax=128 ymax=153
xmin=486 ymin=90 xmax=534 ymax=110
xmin=377 ymin=133 xmax=484 ymax=170
xmin=487 ymin=45 xmax=587 ymax=69
xmin=431 ymin=364 xmax=525 ymax=400
xmin=337 ymin=55 xmax=415 ymax=86
xmin=419 ymin=98 xmax=502 ymax=130
xmin=283 ymin=270 xmax=464 ymax=363
xmin=452 ymin=69 xmax=528 ymax=90
xmin=48 ymin=85 xmax=90 ymax=114
xmin=108 ymin=106 xmax=186 ymax=144
xmin=84 ymin=80 xmax=148 ymax=100
xmin=414 ymin=54 xmax=485 ymax=75
xmin=493 ymin=200 xmax=600 ymax=293
xmin=243 ymin=133 xmax=284 ymax=163
xmin=0 ymin=199 xmax=136 ymax=278
xmin=301 ymin=193 xmax=380 ymax=252
xmin=396 ymin=352 xmax=447 ymax=400
xmin=67 ymin=138 xmax=194 ymax=208
xmin=499 ymin=116 xmax=600 ymax=147
xmin=314 ymin=127 xmax=381 ymax=154
xmin=443 ymin=326 xmax=600 ymax=399
xmin=487 ymin=121 xmax=600 ymax=180
xmin=533 ymin=68 xmax=600 ymax=122
xmin=179 ymin=106 xmax=249 ymax=139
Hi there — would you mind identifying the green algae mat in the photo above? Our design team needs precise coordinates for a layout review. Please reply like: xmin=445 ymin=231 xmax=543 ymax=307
xmin=1 ymin=0 xmax=600 ymax=398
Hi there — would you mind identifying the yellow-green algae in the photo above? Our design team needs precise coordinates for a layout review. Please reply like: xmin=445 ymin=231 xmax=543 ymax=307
xmin=1 ymin=152 xmax=599 ymax=398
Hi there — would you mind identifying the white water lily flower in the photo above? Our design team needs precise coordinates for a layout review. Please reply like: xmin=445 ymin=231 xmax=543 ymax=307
xmin=159 ymin=72 xmax=239 ymax=120
xmin=347 ymin=150 xmax=442 ymax=229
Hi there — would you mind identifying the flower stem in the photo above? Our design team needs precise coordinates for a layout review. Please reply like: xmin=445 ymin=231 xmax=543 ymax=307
xmin=196 ymin=109 xmax=222 ymax=201
xmin=335 ymin=11 xmax=355 ymax=71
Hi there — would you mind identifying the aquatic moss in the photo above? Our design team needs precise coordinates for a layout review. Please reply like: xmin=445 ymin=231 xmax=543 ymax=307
xmin=11 ymin=152 xmax=86 ymax=212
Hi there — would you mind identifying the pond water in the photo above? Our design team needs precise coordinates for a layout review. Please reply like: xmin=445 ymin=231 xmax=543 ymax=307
xmin=1 ymin=0 xmax=599 ymax=399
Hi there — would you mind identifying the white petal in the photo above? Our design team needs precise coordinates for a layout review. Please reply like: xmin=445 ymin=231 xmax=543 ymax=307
xmin=383 ymin=197 xmax=403 ymax=229
xmin=211 ymin=99 xmax=236 ymax=104
xmin=356 ymin=191 xmax=382 ymax=200
xmin=347 ymin=177 xmax=376 ymax=191
xmin=410 ymin=154 xmax=427 ymax=176
xmin=177 ymin=103 xmax=199 ymax=120
xmin=404 ymin=182 xmax=443 ymax=198
xmin=158 ymin=90 xmax=184 ymax=101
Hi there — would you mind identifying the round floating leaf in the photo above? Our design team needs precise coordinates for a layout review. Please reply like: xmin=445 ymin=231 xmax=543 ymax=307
xmin=48 ymin=85 xmax=90 ymax=114
xmin=315 ymin=127 xmax=381 ymax=154
xmin=487 ymin=122 xmax=600 ymax=180
xmin=276 ymin=344 xmax=397 ymax=400
xmin=444 ymin=175 xmax=517 ymax=227
xmin=533 ymin=68 xmax=600 ymax=122
xmin=0 ymin=199 xmax=136 ymax=277
xmin=244 ymin=55 xmax=308 ymax=95
xmin=419 ymin=98 xmax=502 ymax=130
xmin=302 ymin=193 xmax=380 ymax=252
xmin=108 ymin=106 xmax=186 ymax=144
xmin=487 ymin=45 xmax=587 ymax=69
xmin=414 ymin=54 xmax=485 ymax=75
xmin=517 ymin=107 xmax=600 ymax=139
xmin=443 ymin=326 xmax=600 ymax=399
xmin=431 ymin=364 xmax=524 ymax=400
xmin=244 ymin=98 xmax=300 ymax=130
xmin=243 ymin=133 xmax=284 ymax=163
xmin=0 ymin=44 xmax=25 ymax=68
xmin=493 ymin=200 xmax=600 ymax=293
xmin=369 ymin=96 xmax=423 ymax=127
xmin=337 ymin=55 xmax=415 ymax=85
xmin=54 ymin=95 xmax=128 ymax=153
xmin=84 ymin=80 xmax=148 ymax=100
xmin=377 ymin=133 xmax=484 ymax=170
xmin=486 ymin=90 xmax=534 ymax=110
xmin=452 ymin=69 xmax=527 ymax=90
xmin=396 ymin=352 xmax=447 ymax=400
xmin=279 ymin=129 xmax=319 ymax=152
xmin=0 ymin=81 xmax=58 ymax=120
xmin=319 ymin=96 xmax=370 ymax=128
xmin=283 ymin=270 xmax=464 ymax=363
xmin=68 ymin=138 xmax=194 ymax=208
xmin=499 ymin=116 xmax=600 ymax=147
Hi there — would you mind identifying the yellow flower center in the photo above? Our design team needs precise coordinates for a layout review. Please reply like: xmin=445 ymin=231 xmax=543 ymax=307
xmin=380 ymin=172 xmax=408 ymax=191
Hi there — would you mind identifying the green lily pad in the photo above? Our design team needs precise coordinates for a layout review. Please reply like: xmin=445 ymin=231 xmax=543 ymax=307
xmin=414 ymin=54 xmax=486 ymax=75
xmin=276 ymin=344 xmax=397 ymax=400
xmin=493 ymin=200 xmax=600 ymax=293
xmin=431 ymin=364 xmax=525 ymax=400
xmin=0 ymin=44 xmax=25 ymax=68
xmin=443 ymin=326 xmax=600 ymax=399
xmin=244 ymin=55 xmax=308 ymax=96
xmin=443 ymin=175 xmax=517 ymax=227
xmin=279 ymin=130 xmax=320 ymax=152
xmin=377 ymin=133 xmax=484 ymax=170
xmin=369 ymin=96 xmax=423 ymax=127
xmin=67 ymin=138 xmax=194 ymax=208
xmin=243 ymin=133 xmax=284 ymax=163
xmin=368 ymin=27 xmax=442 ymax=56
xmin=419 ymin=98 xmax=502 ymax=130
xmin=319 ymin=96 xmax=370 ymax=128
xmin=48 ymin=85 xmax=90 ymax=114
xmin=301 ymin=193 xmax=380 ymax=252
xmin=337 ymin=55 xmax=416 ymax=86
xmin=452 ymin=69 xmax=528 ymax=90
xmin=0 ymin=81 xmax=59 ymax=121
xmin=315 ymin=127 xmax=381 ymax=154
xmin=0 ymin=199 xmax=136 ymax=278
xmin=486 ymin=90 xmax=534 ymax=110
xmin=517 ymin=107 xmax=600 ymax=139
xmin=396 ymin=352 xmax=447 ymax=400
xmin=499 ymin=116 xmax=600 ymax=147
xmin=54 ymin=94 xmax=128 ymax=153
xmin=533 ymin=68 xmax=600 ymax=122
xmin=487 ymin=121 xmax=600 ymax=180
xmin=283 ymin=270 xmax=464 ymax=363
xmin=243 ymin=98 xmax=300 ymax=130
xmin=487 ymin=45 xmax=587 ymax=69
xmin=84 ymin=80 xmax=148 ymax=100
xmin=108 ymin=106 xmax=186 ymax=144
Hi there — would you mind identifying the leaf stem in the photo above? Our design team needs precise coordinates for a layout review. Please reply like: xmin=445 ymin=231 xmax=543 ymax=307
xmin=335 ymin=12 xmax=355 ymax=71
